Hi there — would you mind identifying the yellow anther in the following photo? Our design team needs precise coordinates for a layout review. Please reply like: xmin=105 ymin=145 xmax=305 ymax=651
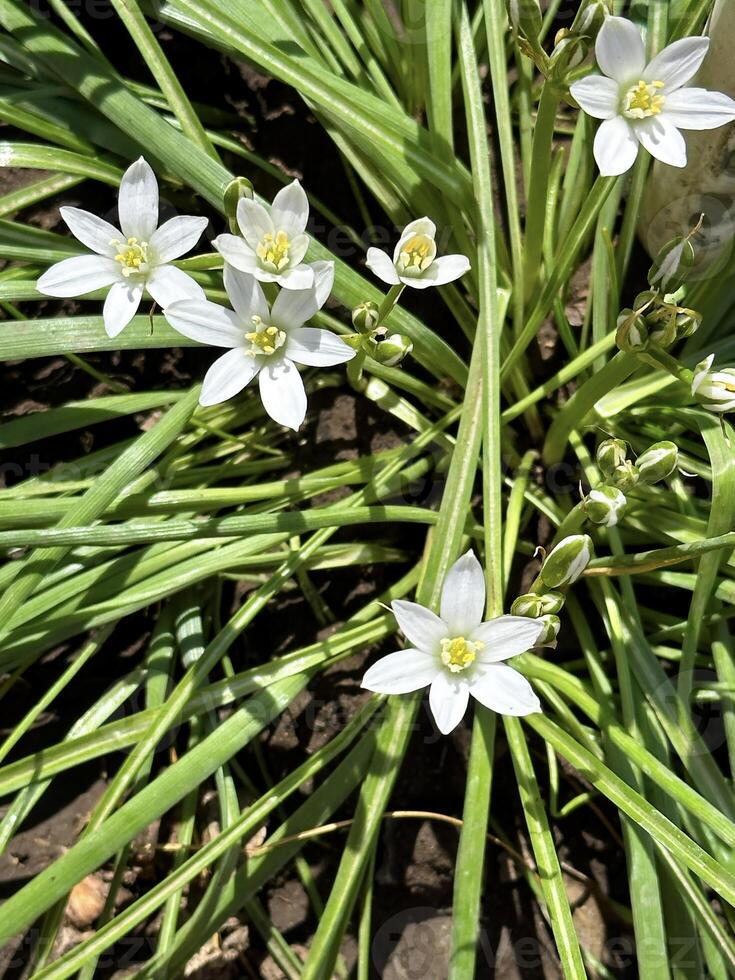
xmin=256 ymin=230 xmax=291 ymax=271
xmin=397 ymin=233 xmax=435 ymax=273
xmin=112 ymin=237 xmax=150 ymax=278
xmin=244 ymin=316 xmax=286 ymax=358
xmin=622 ymin=79 xmax=666 ymax=120
xmin=440 ymin=636 xmax=483 ymax=674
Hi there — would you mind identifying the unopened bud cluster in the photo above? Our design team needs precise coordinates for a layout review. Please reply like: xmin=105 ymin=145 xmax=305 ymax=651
xmin=584 ymin=437 xmax=679 ymax=528
xmin=347 ymin=302 xmax=413 ymax=368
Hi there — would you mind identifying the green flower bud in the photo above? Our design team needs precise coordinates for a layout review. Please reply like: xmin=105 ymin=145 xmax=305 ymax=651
xmin=540 ymin=534 xmax=593 ymax=588
xmin=367 ymin=331 xmax=413 ymax=367
xmin=649 ymin=236 xmax=696 ymax=294
xmin=637 ymin=441 xmax=679 ymax=485
xmin=223 ymin=176 xmax=254 ymax=234
xmin=352 ymin=301 xmax=380 ymax=334
xmin=535 ymin=614 xmax=561 ymax=647
xmin=596 ymin=438 xmax=628 ymax=477
xmin=633 ymin=290 xmax=658 ymax=311
xmin=609 ymin=460 xmax=640 ymax=492
xmin=511 ymin=590 xmax=565 ymax=618
xmin=646 ymin=309 xmax=678 ymax=349
xmin=508 ymin=0 xmax=542 ymax=38
xmin=674 ymin=309 xmax=702 ymax=340
xmin=571 ymin=0 xmax=610 ymax=35
xmin=583 ymin=486 xmax=627 ymax=528
xmin=616 ymin=310 xmax=649 ymax=352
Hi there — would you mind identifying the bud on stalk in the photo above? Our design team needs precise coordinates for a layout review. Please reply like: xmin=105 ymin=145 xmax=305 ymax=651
xmin=511 ymin=590 xmax=565 ymax=618
xmin=637 ymin=441 xmax=679 ymax=484
xmin=540 ymin=534 xmax=593 ymax=588
xmin=583 ymin=486 xmax=627 ymax=528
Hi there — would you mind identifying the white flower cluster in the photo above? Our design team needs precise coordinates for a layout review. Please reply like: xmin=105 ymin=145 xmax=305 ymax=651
xmin=37 ymin=159 xmax=471 ymax=431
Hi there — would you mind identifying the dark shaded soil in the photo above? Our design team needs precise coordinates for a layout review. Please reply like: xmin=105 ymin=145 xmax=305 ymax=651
xmin=0 ymin=4 xmax=636 ymax=978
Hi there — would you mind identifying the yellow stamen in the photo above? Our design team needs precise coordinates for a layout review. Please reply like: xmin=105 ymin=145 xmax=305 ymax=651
xmin=256 ymin=230 xmax=291 ymax=271
xmin=111 ymin=237 xmax=150 ymax=278
xmin=622 ymin=79 xmax=666 ymax=120
xmin=244 ymin=315 xmax=286 ymax=358
xmin=397 ymin=233 xmax=435 ymax=273
xmin=440 ymin=636 xmax=483 ymax=674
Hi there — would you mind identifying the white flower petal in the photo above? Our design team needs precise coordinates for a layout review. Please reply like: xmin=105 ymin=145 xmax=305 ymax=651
xmin=366 ymin=247 xmax=400 ymax=285
xmin=636 ymin=116 xmax=688 ymax=168
xmin=37 ymin=255 xmax=121 ymax=297
xmin=661 ymin=88 xmax=735 ymax=130
xmin=413 ymin=254 xmax=471 ymax=288
xmin=595 ymin=16 xmax=646 ymax=84
xmin=258 ymin=356 xmax=307 ymax=429
xmin=311 ymin=260 xmax=335 ymax=308
xmin=390 ymin=599 xmax=448 ymax=652
xmin=149 ymin=215 xmax=208 ymax=264
xmin=569 ymin=75 xmax=621 ymax=120
xmin=118 ymin=157 xmax=158 ymax=241
xmin=163 ymin=299 xmax=243 ymax=347
xmin=213 ymin=234 xmax=258 ymax=273
xmin=593 ymin=116 xmax=639 ymax=176
xmin=439 ymin=551 xmax=486 ymax=636
xmin=270 ymin=179 xmax=309 ymax=235
xmin=288 ymin=232 xmax=310 ymax=268
xmin=286 ymin=328 xmax=354 ymax=367
xmin=271 ymin=284 xmax=319 ymax=331
xmin=223 ymin=265 xmax=270 ymax=323
xmin=200 ymin=347 xmax=259 ymax=406
xmin=277 ymin=264 xmax=315 ymax=290
xmin=237 ymin=198 xmax=274 ymax=250
xmin=470 ymin=664 xmax=541 ymax=716
xmin=146 ymin=265 xmax=205 ymax=308
xmin=60 ymin=207 xmax=121 ymax=256
xmin=103 ymin=280 xmax=143 ymax=338
xmin=645 ymin=36 xmax=709 ymax=92
xmin=361 ymin=648 xmax=439 ymax=694
xmin=471 ymin=616 xmax=545 ymax=661
xmin=400 ymin=217 xmax=437 ymax=239
xmin=429 ymin=672 xmax=469 ymax=734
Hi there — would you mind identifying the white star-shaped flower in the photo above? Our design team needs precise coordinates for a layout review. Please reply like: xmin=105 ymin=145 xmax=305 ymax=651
xmin=361 ymin=551 xmax=544 ymax=734
xmin=37 ymin=157 xmax=208 ymax=337
xmin=213 ymin=180 xmax=314 ymax=290
xmin=570 ymin=16 xmax=735 ymax=176
xmin=164 ymin=261 xmax=354 ymax=430
xmin=366 ymin=217 xmax=470 ymax=290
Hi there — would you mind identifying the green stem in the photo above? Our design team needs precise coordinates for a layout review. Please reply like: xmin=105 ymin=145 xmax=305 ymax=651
xmin=377 ymin=282 xmax=405 ymax=322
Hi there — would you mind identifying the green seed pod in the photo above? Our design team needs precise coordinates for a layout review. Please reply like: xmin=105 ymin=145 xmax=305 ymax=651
xmin=616 ymin=310 xmax=649 ymax=353
xmin=609 ymin=460 xmax=640 ymax=492
xmin=352 ymin=301 xmax=380 ymax=334
xmin=535 ymin=614 xmax=561 ymax=647
xmin=649 ymin=236 xmax=696 ymax=294
xmin=583 ymin=486 xmax=627 ymax=528
xmin=596 ymin=438 xmax=628 ymax=478
xmin=540 ymin=534 xmax=593 ymax=588
xmin=511 ymin=590 xmax=565 ymax=618
xmin=223 ymin=176 xmax=254 ymax=234
xmin=637 ymin=441 xmax=679 ymax=484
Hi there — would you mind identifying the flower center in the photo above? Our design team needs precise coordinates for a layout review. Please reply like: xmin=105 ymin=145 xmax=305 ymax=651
xmin=440 ymin=636 xmax=483 ymax=674
xmin=244 ymin=314 xmax=286 ymax=358
xmin=256 ymin=230 xmax=291 ymax=271
xmin=622 ymin=80 xmax=666 ymax=119
xmin=112 ymin=237 xmax=150 ymax=277
xmin=396 ymin=234 xmax=435 ymax=274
